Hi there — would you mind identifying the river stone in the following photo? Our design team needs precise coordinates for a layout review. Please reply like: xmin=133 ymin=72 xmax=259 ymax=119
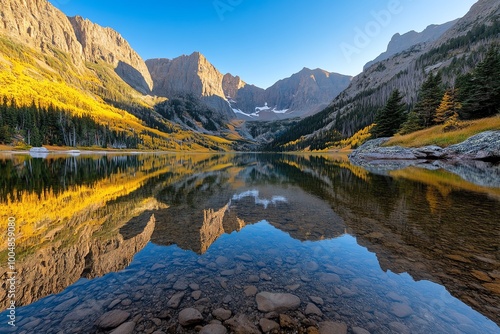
xmin=318 ymin=321 xmax=348 ymax=334
xmin=109 ymin=321 xmax=136 ymax=334
xmin=305 ymin=261 xmax=319 ymax=271
xmin=389 ymin=321 xmax=410 ymax=334
xmin=305 ymin=303 xmax=323 ymax=316
xmin=248 ymin=275 xmax=260 ymax=283
xmin=199 ymin=323 xmax=228 ymax=334
xmin=192 ymin=290 xmax=202 ymax=300
xmin=286 ymin=284 xmax=301 ymax=291
xmin=244 ymin=285 xmax=258 ymax=297
xmin=309 ymin=296 xmax=324 ymax=305
xmin=352 ymin=326 xmax=371 ymax=334
xmin=216 ymin=256 xmax=229 ymax=266
xmin=224 ymin=314 xmax=260 ymax=334
xmin=173 ymin=279 xmax=189 ymax=291
xmin=260 ymin=272 xmax=272 ymax=281
xmin=256 ymin=292 xmax=301 ymax=312
xmin=235 ymin=254 xmax=253 ymax=262
xmin=386 ymin=292 xmax=405 ymax=302
xmin=259 ymin=318 xmax=280 ymax=332
xmin=95 ymin=310 xmax=130 ymax=329
xmin=178 ymin=308 xmax=203 ymax=326
xmin=319 ymin=273 xmax=341 ymax=283
xmin=213 ymin=308 xmax=232 ymax=321
xmin=390 ymin=303 xmax=414 ymax=318
xmin=53 ymin=296 xmax=79 ymax=311
xmin=167 ymin=291 xmax=185 ymax=309
xmin=279 ymin=314 xmax=299 ymax=328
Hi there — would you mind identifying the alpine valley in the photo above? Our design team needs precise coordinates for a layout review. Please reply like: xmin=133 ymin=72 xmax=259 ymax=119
xmin=0 ymin=0 xmax=498 ymax=151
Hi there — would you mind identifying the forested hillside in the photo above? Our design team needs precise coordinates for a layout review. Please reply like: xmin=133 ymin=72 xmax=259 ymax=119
xmin=266 ymin=4 xmax=500 ymax=151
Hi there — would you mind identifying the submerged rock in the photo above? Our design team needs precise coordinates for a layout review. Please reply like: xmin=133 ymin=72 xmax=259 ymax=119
xmin=178 ymin=308 xmax=203 ymax=326
xmin=95 ymin=310 xmax=130 ymax=329
xmin=200 ymin=323 xmax=228 ymax=334
xmin=256 ymin=292 xmax=301 ymax=312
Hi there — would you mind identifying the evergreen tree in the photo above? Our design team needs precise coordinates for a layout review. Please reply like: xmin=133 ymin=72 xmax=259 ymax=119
xmin=458 ymin=46 xmax=500 ymax=119
xmin=413 ymin=72 xmax=444 ymax=127
xmin=434 ymin=88 xmax=461 ymax=124
xmin=399 ymin=111 xmax=423 ymax=135
xmin=370 ymin=90 xmax=406 ymax=138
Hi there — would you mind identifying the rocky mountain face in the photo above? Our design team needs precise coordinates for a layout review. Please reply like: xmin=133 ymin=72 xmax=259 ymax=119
xmin=147 ymin=53 xmax=234 ymax=119
xmin=363 ymin=19 xmax=458 ymax=70
xmin=147 ymin=54 xmax=351 ymax=121
xmin=269 ymin=0 xmax=500 ymax=151
xmin=227 ymin=68 xmax=352 ymax=121
xmin=264 ymin=68 xmax=352 ymax=118
xmin=69 ymin=16 xmax=153 ymax=94
xmin=0 ymin=0 xmax=152 ymax=94
xmin=0 ymin=0 xmax=83 ymax=63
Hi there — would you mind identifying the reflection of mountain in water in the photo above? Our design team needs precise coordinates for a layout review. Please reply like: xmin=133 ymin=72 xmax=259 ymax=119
xmin=1 ymin=153 xmax=498 ymax=325
xmin=151 ymin=163 xmax=346 ymax=254
xmin=149 ymin=154 xmax=498 ymax=325
xmin=0 ymin=200 xmax=157 ymax=309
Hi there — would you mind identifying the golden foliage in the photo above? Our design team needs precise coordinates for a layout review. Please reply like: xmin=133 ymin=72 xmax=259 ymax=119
xmin=0 ymin=36 xmax=234 ymax=151
xmin=386 ymin=115 xmax=500 ymax=148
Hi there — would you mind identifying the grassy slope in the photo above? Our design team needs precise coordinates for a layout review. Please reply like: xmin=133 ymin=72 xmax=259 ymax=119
xmin=385 ymin=116 xmax=500 ymax=148
xmin=0 ymin=37 xmax=234 ymax=151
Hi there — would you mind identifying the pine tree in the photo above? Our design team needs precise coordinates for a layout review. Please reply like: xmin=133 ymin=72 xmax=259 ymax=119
xmin=413 ymin=72 xmax=444 ymax=127
xmin=434 ymin=88 xmax=461 ymax=124
xmin=459 ymin=46 xmax=500 ymax=119
xmin=370 ymin=89 xmax=406 ymax=138
xmin=399 ymin=111 xmax=423 ymax=135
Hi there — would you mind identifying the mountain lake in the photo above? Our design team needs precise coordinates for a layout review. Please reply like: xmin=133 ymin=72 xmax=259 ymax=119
xmin=0 ymin=153 xmax=499 ymax=333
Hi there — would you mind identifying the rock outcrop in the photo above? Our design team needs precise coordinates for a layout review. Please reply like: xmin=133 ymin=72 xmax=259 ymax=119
xmin=350 ymin=131 xmax=500 ymax=163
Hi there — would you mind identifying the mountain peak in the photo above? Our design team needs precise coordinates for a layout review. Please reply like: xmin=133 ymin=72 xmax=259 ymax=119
xmin=364 ymin=19 xmax=458 ymax=70
xmin=68 ymin=15 xmax=153 ymax=93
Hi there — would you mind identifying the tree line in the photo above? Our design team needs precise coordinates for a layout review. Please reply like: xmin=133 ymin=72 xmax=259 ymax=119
xmin=0 ymin=97 xmax=139 ymax=148
xmin=370 ymin=47 xmax=500 ymax=138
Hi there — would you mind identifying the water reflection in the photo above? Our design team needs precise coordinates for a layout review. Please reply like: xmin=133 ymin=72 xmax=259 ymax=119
xmin=0 ymin=153 xmax=498 ymax=333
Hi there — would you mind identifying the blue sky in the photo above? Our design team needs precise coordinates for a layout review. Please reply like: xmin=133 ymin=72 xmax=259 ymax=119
xmin=53 ymin=0 xmax=478 ymax=88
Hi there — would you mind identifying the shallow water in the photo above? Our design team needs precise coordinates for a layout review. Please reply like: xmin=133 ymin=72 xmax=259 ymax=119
xmin=0 ymin=153 xmax=499 ymax=333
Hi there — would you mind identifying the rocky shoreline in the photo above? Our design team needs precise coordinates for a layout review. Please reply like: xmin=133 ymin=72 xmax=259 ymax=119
xmin=348 ymin=131 xmax=500 ymax=187
xmin=349 ymin=131 xmax=500 ymax=163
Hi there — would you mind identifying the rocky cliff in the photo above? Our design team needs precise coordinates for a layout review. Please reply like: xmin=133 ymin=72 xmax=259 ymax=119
xmin=0 ymin=0 xmax=83 ymax=63
xmin=147 ymin=53 xmax=234 ymax=118
xmin=222 ymin=73 xmax=246 ymax=99
xmin=69 ymin=16 xmax=153 ymax=94
xmin=0 ymin=0 xmax=153 ymax=94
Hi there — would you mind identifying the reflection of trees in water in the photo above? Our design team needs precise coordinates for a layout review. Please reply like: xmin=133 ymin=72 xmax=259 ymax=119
xmin=272 ymin=154 xmax=500 ymax=325
xmin=0 ymin=155 xmax=142 ymax=202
